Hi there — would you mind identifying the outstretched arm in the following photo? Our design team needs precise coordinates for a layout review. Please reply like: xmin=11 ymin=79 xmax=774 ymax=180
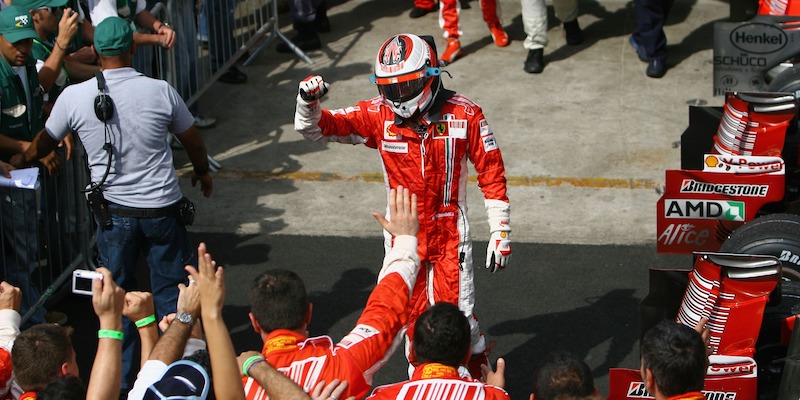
xmin=187 ymin=243 xmax=244 ymax=400
xmin=86 ymin=268 xmax=126 ymax=400
xmin=332 ymin=186 xmax=421 ymax=399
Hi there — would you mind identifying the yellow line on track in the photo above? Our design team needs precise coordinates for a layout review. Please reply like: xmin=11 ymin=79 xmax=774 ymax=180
xmin=179 ymin=169 xmax=660 ymax=190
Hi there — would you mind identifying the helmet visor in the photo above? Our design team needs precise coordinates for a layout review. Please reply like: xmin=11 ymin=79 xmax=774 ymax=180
xmin=378 ymin=76 xmax=427 ymax=102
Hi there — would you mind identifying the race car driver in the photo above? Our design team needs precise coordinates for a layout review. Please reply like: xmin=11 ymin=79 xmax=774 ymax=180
xmin=293 ymin=33 xmax=512 ymax=379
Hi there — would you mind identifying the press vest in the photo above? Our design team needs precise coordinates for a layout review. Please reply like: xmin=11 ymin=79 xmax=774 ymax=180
xmin=0 ymin=56 xmax=43 ymax=142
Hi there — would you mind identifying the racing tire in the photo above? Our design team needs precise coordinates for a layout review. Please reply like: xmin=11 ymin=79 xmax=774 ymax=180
xmin=754 ymin=281 xmax=800 ymax=400
xmin=719 ymin=213 xmax=800 ymax=280
xmin=768 ymin=66 xmax=800 ymax=94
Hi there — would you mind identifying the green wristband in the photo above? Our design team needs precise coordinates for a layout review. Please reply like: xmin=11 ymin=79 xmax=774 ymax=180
xmin=98 ymin=329 xmax=123 ymax=341
xmin=135 ymin=314 xmax=156 ymax=328
xmin=242 ymin=355 xmax=264 ymax=377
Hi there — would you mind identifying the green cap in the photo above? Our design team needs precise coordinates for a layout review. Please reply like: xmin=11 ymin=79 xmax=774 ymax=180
xmin=0 ymin=5 xmax=38 ymax=44
xmin=13 ymin=0 xmax=69 ymax=12
xmin=94 ymin=17 xmax=133 ymax=56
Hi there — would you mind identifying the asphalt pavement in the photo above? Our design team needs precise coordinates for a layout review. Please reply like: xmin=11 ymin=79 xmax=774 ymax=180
xmin=60 ymin=0 xmax=729 ymax=397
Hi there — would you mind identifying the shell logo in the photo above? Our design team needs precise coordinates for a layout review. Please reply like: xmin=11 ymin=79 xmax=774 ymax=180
xmin=705 ymin=155 xmax=719 ymax=168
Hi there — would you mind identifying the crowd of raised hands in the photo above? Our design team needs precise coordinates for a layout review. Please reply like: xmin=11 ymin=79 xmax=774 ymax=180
xmin=0 ymin=241 xmax=356 ymax=400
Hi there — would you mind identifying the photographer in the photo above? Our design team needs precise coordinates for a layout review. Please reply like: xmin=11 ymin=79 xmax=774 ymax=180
xmin=16 ymin=16 xmax=213 ymax=394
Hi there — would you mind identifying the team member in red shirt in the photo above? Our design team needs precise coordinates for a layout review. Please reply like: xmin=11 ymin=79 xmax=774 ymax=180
xmin=294 ymin=33 xmax=512 ymax=379
xmin=640 ymin=321 xmax=708 ymax=400
xmin=242 ymin=186 xmax=420 ymax=400
xmin=366 ymin=302 xmax=509 ymax=400
xmin=406 ymin=0 xmax=508 ymax=64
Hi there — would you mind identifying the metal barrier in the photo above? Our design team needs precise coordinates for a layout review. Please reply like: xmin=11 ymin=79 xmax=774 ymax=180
xmin=155 ymin=0 xmax=308 ymax=112
xmin=0 ymin=0 xmax=297 ymax=324
xmin=0 ymin=141 xmax=97 ymax=326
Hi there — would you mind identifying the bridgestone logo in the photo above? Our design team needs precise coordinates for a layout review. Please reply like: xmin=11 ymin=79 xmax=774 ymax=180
xmin=680 ymin=180 xmax=768 ymax=197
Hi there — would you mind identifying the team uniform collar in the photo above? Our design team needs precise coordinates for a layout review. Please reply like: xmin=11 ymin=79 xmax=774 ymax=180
xmin=98 ymin=67 xmax=141 ymax=80
xmin=261 ymin=329 xmax=306 ymax=356
xmin=411 ymin=363 xmax=461 ymax=380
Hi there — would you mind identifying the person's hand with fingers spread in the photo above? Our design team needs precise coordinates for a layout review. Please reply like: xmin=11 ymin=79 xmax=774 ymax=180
xmin=186 ymin=243 xmax=244 ymax=400
xmin=372 ymin=185 xmax=419 ymax=238
xmin=0 ymin=282 xmax=21 ymax=312
xmin=186 ymin=242 xmax=224 ymax=319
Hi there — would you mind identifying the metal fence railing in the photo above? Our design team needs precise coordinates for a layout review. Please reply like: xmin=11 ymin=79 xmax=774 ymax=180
xmin=1 ymin=141 xmax=97 ymax=326
xmin=2 ymin=0 xmax=297 ymax=324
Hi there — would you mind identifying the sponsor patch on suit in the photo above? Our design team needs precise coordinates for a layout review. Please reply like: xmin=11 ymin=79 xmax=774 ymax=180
xmin=433 ymin=119 xmax=467 ymax=139
xmin=384 ymin=120 xmax=401 ymax=141
xmin=382 ymin=141 xmax=409 ymax=153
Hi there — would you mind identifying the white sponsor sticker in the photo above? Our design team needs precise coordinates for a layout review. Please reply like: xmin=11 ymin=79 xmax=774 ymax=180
xmin=482 ymin=134 xmax=498 ymax=152
xmin=384 ymin=120 xmax=401 ymax=141
xmin=703 ymin=154 xmax=784 ymax=175
xmin=479 ymin=119 xmax=491 ymax=137
xmin=679 ymin=179 xmax=769 ymax=197
xmin=337 ymin=324 xmax=380 ymax=349
xmin=447 ymin=119 xmax=467 ymax=139
xmin=382 ymin=141 xmax=408 ymax=153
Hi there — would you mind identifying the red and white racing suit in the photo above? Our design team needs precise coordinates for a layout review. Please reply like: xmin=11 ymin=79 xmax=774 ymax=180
xmin=296 ymin=90 xmax=510 ymax=359
xmin=366 ymin=362 xmax=510 ymax=399
xmin=414 ymin=0 xmax=502 ymax=38
xmin=243 ymin=236 xmax=420 ymax=400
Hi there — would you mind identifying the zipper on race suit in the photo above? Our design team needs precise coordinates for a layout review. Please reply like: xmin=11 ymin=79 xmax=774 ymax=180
xmin=420 ymin=129 xmax=428 ymax=177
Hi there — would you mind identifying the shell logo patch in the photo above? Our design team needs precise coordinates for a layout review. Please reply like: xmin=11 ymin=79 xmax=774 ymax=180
xmin=384 ymin=120 xmax=401 ymax=140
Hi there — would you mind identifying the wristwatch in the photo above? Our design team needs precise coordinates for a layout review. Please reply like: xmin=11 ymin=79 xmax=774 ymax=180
xmin=176 ymin=312 xmax=194 ymax=326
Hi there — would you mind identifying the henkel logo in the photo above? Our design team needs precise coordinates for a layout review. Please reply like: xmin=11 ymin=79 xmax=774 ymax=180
xmin=665 ymin=200 xmax=745 ymax=221
xmin=730 ymin=23 xmax=787 ymax=54
xmin=658 ymin=223 xmax=710 ymax=246
xmin=626 ymin=382 xmax=653 ymax=398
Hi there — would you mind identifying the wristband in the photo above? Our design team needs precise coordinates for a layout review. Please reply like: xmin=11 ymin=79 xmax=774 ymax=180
xmin=242 ymin=355 xmax=264 ymax=377
xmin=98 ymin=329 xmax=123 ymax=341
xmin=135 ymin=314 xmax=156 ymax=328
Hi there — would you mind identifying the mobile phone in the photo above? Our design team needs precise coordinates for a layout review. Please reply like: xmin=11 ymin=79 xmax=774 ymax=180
xmin=72 ymin=270 xmax=103 ymax=296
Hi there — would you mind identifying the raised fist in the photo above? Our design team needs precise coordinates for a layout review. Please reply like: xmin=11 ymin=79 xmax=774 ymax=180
xmin=299 ymin=75 xmax=330 ymax=102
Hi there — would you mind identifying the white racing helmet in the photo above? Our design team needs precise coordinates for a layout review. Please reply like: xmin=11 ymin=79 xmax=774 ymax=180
xmin=371 ymin=34 xmax=441 ymax=119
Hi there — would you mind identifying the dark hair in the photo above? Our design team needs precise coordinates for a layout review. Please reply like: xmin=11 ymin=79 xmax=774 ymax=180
xmin=249 ymin=269 xmax=309 ymax=332
xmin=183 ymin=349 xmax=215 ymax=400
xmin=413 ymin=302 xmax=470 ymax=367
xmin=532 ymin=351 xmax=596 ymax=400
xmin=36 ymin=376 xmax=85 ymax=400
xmin=641 ymin=320 xmax=706 ymax=397
xmin=12 ymin=324 xmax=75 ymax=391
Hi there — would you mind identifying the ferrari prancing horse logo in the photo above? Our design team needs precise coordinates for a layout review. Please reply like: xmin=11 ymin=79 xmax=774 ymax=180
xmin=435 ymin=123 xmax=447 ymax=137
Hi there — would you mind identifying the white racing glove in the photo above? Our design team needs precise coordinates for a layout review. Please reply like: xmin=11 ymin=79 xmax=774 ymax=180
xmin=485 ymin=199 xmax=512 ymax=273
xmin=294 ymin=75 xmax=330 ymax=140
xmin=298 ymin=75 xmax=330 ymax=102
